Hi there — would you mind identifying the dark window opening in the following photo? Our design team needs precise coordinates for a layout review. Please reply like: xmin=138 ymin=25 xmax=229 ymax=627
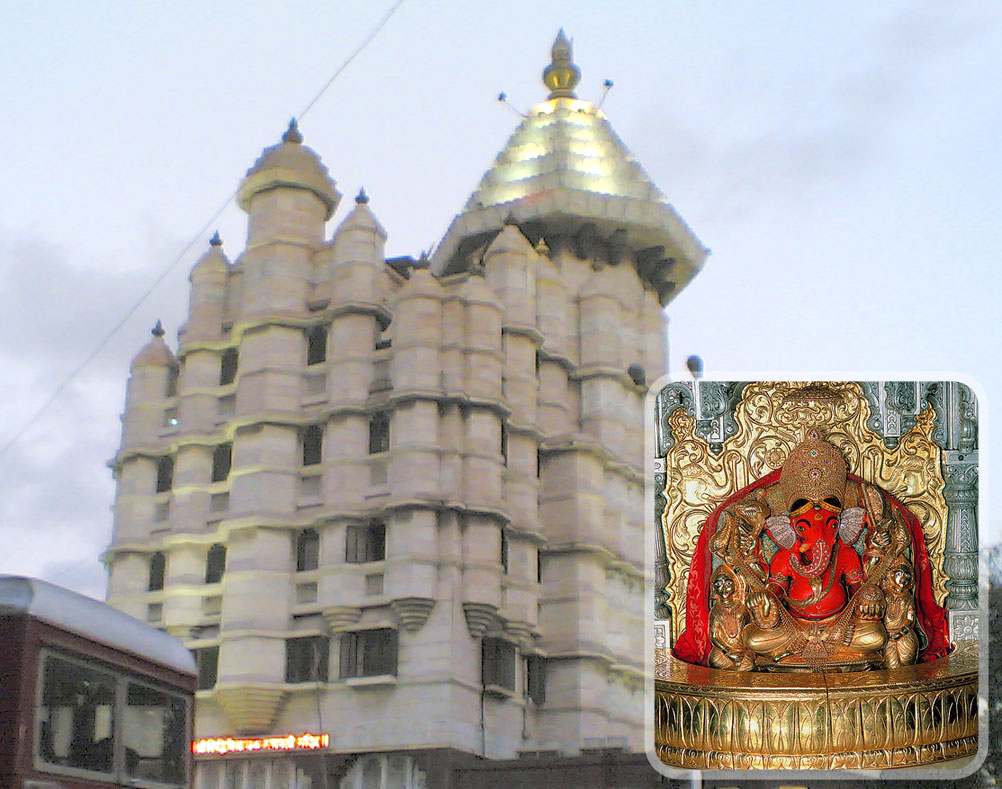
xmin=536 ymin=550 xmax=543 ymax=584
xmin=368 ymin=412 xmax=390 ymax=454
xmin=526 ymin=655 xmax=546 ymax=705
xmin=339 ymin=629 xmax=397 ymax=678
xmin=211 ymin=443 xmax=232 ymax=482
xmin=303 ymin=424 xmax=323 ymax=466
xmin=346 ymin=522 xmax=386 ymax=564
xmin=307 ymin=325 xmax=327 ymax=366
xmin=296 ymin=528 xmax=320 ymax=572
xmin=537 ymin=449 xmax=542 ymax=478
xmin=482 ymin=637 xmax=516 ymax=692
xmin=166 ymin=365 xmax=179 ymax=397
xmin=193 ymin=646 xmax=219 ymax=690
xmin=286 ymin=636 xmax=329 ymax=683
xmin=155 ymin=456 xmax=173 ymax=493
xmin=205 ymin=543 xmax=226 ymax=584
xmin=501 ymin=423 xmax=508 ymax=466
xmin=501 ymin=531 xmax=509 ymax=575
xmin=219 ymin=348 xmax=238 ymax=386
xmin=148 ymin=552 xmax=166 ymax=591
xmin=37 ymin=654 xmax=117 ymax=774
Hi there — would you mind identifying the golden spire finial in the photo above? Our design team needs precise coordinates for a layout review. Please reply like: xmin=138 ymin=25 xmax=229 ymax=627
xmin=543 ymin=29 xmax=581 ymax=99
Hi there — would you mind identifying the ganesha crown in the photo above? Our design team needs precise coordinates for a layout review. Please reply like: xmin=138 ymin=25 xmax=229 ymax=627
xmin=780 ymin=428 xmax=848 ymax=511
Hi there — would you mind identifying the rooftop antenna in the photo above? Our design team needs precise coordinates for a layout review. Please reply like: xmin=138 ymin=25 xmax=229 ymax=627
xmin=596 ymin=79 xmax=614 ymax=111
xmin=497 ymin=92 xmax=527 ymax=118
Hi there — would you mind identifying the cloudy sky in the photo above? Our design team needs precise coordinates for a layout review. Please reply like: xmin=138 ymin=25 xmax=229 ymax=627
xmin=1 ymin=1 xmax=999 ymax=600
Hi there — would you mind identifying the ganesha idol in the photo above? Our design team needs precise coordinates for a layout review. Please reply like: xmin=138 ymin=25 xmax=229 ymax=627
xmin=673 ymin=429 xmax=951 ymax=672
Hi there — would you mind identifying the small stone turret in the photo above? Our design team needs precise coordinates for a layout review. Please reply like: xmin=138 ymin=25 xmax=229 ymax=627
xmin=237 ymin=120 xmax=340 ymax=316
xmin=182 ymin=232 xmax=230 ymax=344
xmin=327 ymin=190 xmax=388 ymax=404
xmin=123 ymin=321 xmax=176 ymax=449
xmin=237 ymin=119 xmax=340 ymax=242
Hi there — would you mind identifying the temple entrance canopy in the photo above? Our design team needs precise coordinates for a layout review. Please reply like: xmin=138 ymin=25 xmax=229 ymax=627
xmin=650 ymin=381 xmax=981 ymax=771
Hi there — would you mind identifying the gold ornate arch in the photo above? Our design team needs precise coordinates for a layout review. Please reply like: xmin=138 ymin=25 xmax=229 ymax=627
xmin=659 ymin=381 xmax=949 ymax=642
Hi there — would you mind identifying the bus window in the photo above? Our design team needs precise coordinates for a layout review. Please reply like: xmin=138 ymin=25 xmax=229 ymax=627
xmin=38 ymin=653 xmax=117 ymax=776
xmin=124 ymin=682 xmax=187 ymax=783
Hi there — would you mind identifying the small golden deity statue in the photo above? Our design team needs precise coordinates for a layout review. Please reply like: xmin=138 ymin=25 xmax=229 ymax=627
xmin=707 ymin=567 xmax=755 ymax=671
xmin=881 ymin=557 xmax=920 ymax=668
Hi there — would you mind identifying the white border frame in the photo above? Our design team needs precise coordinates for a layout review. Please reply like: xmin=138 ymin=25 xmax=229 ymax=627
xmin=643 ymin=372 xmax=989 ymax=782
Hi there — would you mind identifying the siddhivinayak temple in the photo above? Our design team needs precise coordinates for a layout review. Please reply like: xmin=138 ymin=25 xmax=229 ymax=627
xmin=102 ymin=28 xmax=983 ymax=787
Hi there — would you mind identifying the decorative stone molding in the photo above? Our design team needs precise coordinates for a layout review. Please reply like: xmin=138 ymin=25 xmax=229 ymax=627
xmin=390 ymin=597 xmax=435 ymax=632
xmin=503 ymin=620 xmax=534 ymax=650
xmin=462 ymin=602 xmax=499 ymax=638
xmin=165 ymin=625 xmax=200 ymax=642
xmin=322 ymin=605 xmax=362 ymax=634
xmin=214 ymin=684 xmax=289 ymax=735
xmin=949 ymin=610 xmax=979 ymax=642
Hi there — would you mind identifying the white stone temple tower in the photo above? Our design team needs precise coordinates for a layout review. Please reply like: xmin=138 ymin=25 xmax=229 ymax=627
xmin=105 ymin=31 xmax=707 ymax=788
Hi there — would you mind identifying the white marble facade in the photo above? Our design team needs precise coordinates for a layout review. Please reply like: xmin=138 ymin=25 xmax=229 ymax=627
xmin=105 ymin=37 xmax=706 ymax=782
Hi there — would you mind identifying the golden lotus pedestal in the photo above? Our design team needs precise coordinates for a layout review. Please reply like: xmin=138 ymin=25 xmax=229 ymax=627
xmin=654 ymin=642 xmax=978 ymax=770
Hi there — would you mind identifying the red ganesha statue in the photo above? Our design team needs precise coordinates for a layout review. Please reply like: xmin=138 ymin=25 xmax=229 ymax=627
xmin=674 ymin=429 xmax=950 ymax=672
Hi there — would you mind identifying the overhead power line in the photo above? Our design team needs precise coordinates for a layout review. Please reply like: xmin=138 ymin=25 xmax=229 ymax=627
xmin=0 ymin=0 xmax=406 ymax=463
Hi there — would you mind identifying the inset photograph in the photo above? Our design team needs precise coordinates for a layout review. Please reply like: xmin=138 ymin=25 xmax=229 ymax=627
xmin=648 ymin=380 xmax=983 ymax=775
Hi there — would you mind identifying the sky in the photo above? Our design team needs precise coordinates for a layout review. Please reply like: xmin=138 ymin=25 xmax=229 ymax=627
xmin=1 ymin=0 xmax=999 ymax=600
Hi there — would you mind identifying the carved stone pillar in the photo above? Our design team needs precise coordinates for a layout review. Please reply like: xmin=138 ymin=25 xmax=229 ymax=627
xmin=925 ymin=381 xmax=979 ymax=624
xmin=943 ymin=452 xmax=979 ymax=614
xmin=653 ymin=457 xmax=670 ymax=622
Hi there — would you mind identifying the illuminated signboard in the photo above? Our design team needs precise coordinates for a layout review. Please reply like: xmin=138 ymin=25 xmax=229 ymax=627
xmin=192 ymin=733 xmax=330 ymax=756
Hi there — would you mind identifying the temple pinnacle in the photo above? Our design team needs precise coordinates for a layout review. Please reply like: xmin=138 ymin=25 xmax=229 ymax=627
xmin=542 ymin=29 xmax=581 ymax=99
xmin=151 ymin=319 xmax=165 ymax=338
xmin=209 ymin=230 xmax=222 ymax=246
xmin=282 ymin=117 xmax=303 ymax=144
xmin=356 ymin=187 xmax=369 ymax=204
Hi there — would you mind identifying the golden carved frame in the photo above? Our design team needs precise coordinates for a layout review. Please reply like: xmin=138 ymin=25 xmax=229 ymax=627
xmin=659 ymin=381 xmax=949 ymax=643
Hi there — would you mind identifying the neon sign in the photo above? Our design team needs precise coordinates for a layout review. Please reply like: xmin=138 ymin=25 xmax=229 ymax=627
xmin=192 ymin=732 xmax=330 ymax=755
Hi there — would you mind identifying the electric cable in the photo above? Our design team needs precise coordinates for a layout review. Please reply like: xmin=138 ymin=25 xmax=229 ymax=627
xmin=0 ymin=0 xmax=406 ymax=464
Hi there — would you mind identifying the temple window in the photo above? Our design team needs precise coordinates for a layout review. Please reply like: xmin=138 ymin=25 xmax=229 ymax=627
xmin=302 ymin=425 xmax=323 ymax=466
xmin=482 ymin=637 xmax=516 ymax=693
xmin=285 ymin=636 xmax=329 ymax=683
xmin=307 ymin=325 xmax=327 ymax=366
xmin=219 ymin=347 xmax=238 ymax=385
xmin=340 ymin=629 xmax=397 ymax=678
xmin=346 ymin=522 xmax=385 ymax=564
xmin=155 ymin=456 xmax=173 ymax=493
xmin=296 ymin=528 xmax=320 ymax=572
xmin=165 ymin=365 xmax=179 ymax=397
xmin=369 ymin=412 xmax=390 ymax=454
xmin=211 ymin=443 xmax=232 ymax=482
xmin=526 ymin=655 xmax=546 ymax=705
xmin=205 ymin=543 xmax=226 ymax=584
xmin=148 ymin=552 xmax=166 ymax=591
xmin=193 ymin=646 xmax=218 ymax=690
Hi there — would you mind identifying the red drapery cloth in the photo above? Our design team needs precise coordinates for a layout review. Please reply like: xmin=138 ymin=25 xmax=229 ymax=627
xmin=671 ymin=471 xmax=951 ymax=665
